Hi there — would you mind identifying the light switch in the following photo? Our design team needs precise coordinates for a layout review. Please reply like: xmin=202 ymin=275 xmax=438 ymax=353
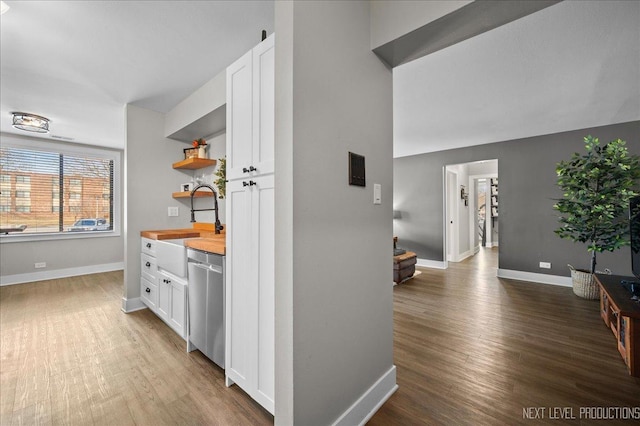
xmin=373 ymin=183 xmax=381 ymax=205
xmin=168 ymin=206 xmax=179 ymax=217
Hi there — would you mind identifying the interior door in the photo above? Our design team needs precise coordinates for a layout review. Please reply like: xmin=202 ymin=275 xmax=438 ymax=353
xmin=446 ymin=169 xmax=458 ymax=262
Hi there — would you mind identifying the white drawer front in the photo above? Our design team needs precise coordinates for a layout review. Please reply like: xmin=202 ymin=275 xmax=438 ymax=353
xmin=141 ymin=237 xmax=157 ymax=257
xmin=141 ymin=253 xmax=157 ymax=282
xmin=140 ymin=276 xmax=158 ymax=310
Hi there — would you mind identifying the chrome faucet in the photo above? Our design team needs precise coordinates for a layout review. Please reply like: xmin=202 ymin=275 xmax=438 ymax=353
xmin=190 ymin=184 xmax=223 ymax=234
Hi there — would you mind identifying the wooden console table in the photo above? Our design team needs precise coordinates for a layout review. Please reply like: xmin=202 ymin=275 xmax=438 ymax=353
xmin=595 ymin=274 xmax=640 ymax=377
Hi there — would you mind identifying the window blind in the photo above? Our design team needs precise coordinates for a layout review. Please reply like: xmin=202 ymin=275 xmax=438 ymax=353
xmin=0 ymin=145 xmax=114 ymax=235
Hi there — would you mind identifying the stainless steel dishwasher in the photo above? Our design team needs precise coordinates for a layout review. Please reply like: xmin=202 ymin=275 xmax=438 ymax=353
xmin=187 ymin=248 xmax=225 ymax=369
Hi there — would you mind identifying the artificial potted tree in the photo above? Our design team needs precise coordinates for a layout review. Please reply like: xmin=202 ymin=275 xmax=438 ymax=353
xmin=554 ymin=135 xmax=640 ymax=299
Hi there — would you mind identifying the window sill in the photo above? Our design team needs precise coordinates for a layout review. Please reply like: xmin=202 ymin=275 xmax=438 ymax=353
xmin=0 ymin=229 xmax=121 ymax=243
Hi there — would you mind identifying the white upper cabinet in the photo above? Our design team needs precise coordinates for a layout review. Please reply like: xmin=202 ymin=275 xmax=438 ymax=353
xmin=226 ymin=34 xmax=275 ymax=181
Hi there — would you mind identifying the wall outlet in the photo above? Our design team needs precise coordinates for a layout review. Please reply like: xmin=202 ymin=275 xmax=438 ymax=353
xmin=539 ymin=261 xmax=551 ymax=269
xmin=168 ymin=206 xmax=179 ymax=217
xmin=35 ymin=262 xmax=46 ymax=269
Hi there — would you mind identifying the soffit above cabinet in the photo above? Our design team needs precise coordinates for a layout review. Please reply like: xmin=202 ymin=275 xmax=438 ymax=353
xmin=165 ymin=71 xmax=226 ymax=142
xmin=166 ymin=104 xmax=226 ymax=142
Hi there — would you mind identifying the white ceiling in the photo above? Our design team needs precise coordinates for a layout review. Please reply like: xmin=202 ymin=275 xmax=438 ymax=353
xmin=393 ymin=0 xmax=640 ymax=158
xmin=2 ymin=1 xmax=637 ymax=156
xmin=0 ymin=0 xmax=274 ymax=149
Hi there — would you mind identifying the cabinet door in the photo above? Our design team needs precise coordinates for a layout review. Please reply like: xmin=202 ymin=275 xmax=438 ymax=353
xmin=226 ymin=49 xmax=253 ymax=182
xmin=253 ymin=174 xmax=275 ymax=412
xmin=252 ymin=34 xmax=275 ymax=176
xmin=157 ymin=271 xmax=171 ymax=322
xmin=225 ymin=178 xmax=257 ymax=388
xmin=170 ymin=280 xmax=186 ymax=339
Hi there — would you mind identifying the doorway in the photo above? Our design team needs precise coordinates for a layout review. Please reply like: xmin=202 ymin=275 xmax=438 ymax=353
xmin=444 ymin=160 xmax=498 ymax=267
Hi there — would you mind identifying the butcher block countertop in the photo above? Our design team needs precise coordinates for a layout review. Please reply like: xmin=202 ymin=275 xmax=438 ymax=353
xmin=184 ymin=235 xmax=226 ymax=256
xmin=140 ymin=224 xmax=226 ymax=255
xmin=140 ymin=228 xmax=201 ymax=240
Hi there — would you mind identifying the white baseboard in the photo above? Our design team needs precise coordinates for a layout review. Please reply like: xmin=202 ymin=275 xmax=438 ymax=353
xmin=416 ymin=258 xmax=446 ymax=269
xmin=497 ymin=269 xmax=572 ymax=287
xmin=457 ymin=249 xmax=473 ymax=262
xmin=333 ymin=365 xmax=398 ymax=426
xmin=121 ymin=296 xmax=146 ymax=313
xmin=0 ymin=262 xmax=124 ymax=286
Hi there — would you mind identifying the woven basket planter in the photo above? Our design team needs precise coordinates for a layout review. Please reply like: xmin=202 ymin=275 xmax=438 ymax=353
xmin=568 ymin=264 xmax=599 ymax=300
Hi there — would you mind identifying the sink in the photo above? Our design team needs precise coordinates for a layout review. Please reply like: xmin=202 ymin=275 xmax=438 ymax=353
xmin=156 ymin=238 xmax=192 ymax=278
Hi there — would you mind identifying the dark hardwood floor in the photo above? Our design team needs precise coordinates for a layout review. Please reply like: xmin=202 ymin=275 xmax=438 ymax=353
xmin=1 ymin=249 xmax=638 ymax=425
xmin=370 ymin=248 xmax=640 ymax=425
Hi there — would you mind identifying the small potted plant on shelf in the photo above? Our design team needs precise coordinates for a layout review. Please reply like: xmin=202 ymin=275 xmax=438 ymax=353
xmin=554 ymin=135 xmax=640 ymax=299
xmin=193 ymin=138 xmax=207 ymax=158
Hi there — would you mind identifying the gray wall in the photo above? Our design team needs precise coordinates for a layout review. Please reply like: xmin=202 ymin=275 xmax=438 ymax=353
xmin=124 ymin=105 xmax=203 ymax=304
xmin=275 ymin=1 xmax=394 ymax=424
xmin=370 ymin=0 xmax=471 ymax=49
xmin=394 ymin=120 xmax=640 ymax=277
xmin=0 ymin=134 xmax=124 ymax=282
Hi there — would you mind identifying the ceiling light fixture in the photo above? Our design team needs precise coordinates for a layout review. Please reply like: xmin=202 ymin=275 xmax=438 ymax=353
xmin=1 ymin=1 xmax=9 ymax=15
xmin=11 ymin=112 xmax=50 ymax=133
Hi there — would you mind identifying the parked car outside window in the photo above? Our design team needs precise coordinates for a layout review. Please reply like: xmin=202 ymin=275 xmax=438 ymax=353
xmin=68 ymin=218 xmax=109 ymax=232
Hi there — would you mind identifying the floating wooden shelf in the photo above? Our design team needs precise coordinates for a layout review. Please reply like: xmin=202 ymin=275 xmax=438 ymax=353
xmin=172 ymin=191 xmax=214 ymax=199
xmin=172 ymin=157 xmax=217 ymax=170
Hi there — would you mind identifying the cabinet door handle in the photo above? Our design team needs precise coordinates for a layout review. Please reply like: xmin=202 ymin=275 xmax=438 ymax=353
xmin=145 ymin=262 xmax=151 ymax=267
xmin=145 ymin=287 xmax=151 ymax=293
xmin=249 ymin=180 xmax=256 ymax=186
xmin=146 ymin=243 xmax=152 ymax=248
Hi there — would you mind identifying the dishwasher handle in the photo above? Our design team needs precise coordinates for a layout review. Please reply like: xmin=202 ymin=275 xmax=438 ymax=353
xmin=188 ymin=260 xmax=223 ymax=274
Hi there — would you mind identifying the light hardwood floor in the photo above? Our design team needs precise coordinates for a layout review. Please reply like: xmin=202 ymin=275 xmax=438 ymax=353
xmin=0 ymin=272 xmax=273 ymax=425
xmin=1 ymin=249 xmax=639 ymax=425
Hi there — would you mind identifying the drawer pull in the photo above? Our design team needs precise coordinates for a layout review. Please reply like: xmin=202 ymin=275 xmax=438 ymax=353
xmin=145 ymin=262 xmax=151 ymax=267
xmin=145 ymin=287 xmax=151 ymax=293
xmin=146 ymin=243 xmax=152 ymax=248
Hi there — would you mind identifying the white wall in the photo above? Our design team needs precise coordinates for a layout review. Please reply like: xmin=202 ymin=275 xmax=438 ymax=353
xmin=275 ymin=1 xmax=395 ymax=425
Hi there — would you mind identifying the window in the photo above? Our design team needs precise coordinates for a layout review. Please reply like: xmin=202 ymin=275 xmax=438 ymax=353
xmin=0 ymin=136 xmax=121 ymax=240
